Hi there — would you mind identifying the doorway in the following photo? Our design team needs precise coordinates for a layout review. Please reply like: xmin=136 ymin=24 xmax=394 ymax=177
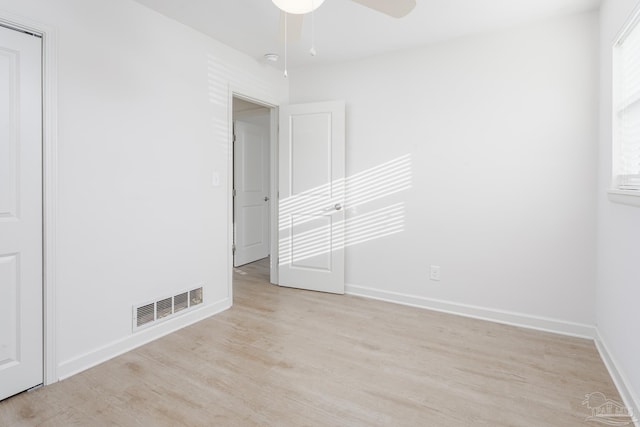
xmin=229 ymin=97 xmax=346 ymax=295
xmin=232 ymin=96 xmax=276 ymax=285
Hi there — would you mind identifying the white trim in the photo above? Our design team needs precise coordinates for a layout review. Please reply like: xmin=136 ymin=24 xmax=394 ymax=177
xmin=57 ymin=298 xmax=231 ymax=380
xmin=345 ymin=283 xmax=595 ymax=339
xmin=611 ymin=2 xmax=640 ymax=196
xmin=614 ymin=1 xmax=640 ymax=46
xmin=42 ymin=20 xmax=59 ymax=389
xmin=608 ymin=189 xmax=640 ymax=207
xmin=0 ymin=11 xmax=59 ymax=386
xmin=594 ymin=331 xmax=640 ymax=427
xmin=227 ymin=89 xmax=235 ymax=304
xmin=269 ymin=107 xmax=279 ymax=285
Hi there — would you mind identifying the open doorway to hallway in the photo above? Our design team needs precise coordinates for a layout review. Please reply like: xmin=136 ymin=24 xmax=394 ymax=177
xmin=232 ymin=96 xmax=274 ymax=292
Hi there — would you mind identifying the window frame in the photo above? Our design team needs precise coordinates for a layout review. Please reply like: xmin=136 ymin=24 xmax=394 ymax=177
xmin=610 ymin=3 xmax=640 ymax=207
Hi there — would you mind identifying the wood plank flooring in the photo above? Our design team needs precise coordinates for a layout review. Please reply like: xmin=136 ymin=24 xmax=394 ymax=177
xmin=0 ymin=258 xmax=623 ymax=426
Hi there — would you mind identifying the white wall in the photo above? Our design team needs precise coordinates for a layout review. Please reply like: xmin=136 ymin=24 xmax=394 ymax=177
xmin=290 ymin=11 xmax=599 ymax=333
xmin=0 ymin=0 xmax=287 ymax=379
xmin=597 ymin=0 xmax=640 ymax=412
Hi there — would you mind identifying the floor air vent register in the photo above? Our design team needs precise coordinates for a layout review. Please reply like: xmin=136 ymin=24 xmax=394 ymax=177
xmin=133 ymin=287 xmax=203 ymax=331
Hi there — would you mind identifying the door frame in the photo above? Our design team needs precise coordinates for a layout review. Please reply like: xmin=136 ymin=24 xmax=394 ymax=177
xmin=0 ymin=13 xmax=58 ymax=385
xmin=228 ymin=89 xmax=279 ymax=297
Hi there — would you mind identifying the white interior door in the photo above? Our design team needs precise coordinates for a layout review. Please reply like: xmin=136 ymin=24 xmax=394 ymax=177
xmin=0 ymin=25 xmax=43 ymax=400
xmin=278 ymin=101 xmax=345 ymax=294
xmin=234 ymin=120 xmax=270 ymax=267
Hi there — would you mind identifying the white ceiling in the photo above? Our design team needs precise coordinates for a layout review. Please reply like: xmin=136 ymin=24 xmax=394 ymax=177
xmin=133 ymin=0 xmax=600 ymax=70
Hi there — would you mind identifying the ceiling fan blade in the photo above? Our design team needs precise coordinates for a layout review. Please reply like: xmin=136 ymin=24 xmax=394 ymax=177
xmin=350 ymin=0 xmax=416 ymax=18
xmin=279 ymin=11 xmax=304 ymax=42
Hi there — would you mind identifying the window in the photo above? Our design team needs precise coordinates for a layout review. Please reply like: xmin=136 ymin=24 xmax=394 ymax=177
xmin=613 ymin=7 xmax=640 ymax=193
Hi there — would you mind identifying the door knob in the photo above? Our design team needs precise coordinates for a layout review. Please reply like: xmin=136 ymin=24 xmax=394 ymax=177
xmin=334 ymin=203 xmax=342 ymax=211
xmin=264 ymin=196 xmax=270 ymax=202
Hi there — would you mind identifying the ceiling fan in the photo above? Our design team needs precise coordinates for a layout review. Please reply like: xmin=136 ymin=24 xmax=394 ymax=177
xmin=273 ymin=0 xmax=417 ymax=43
xmin=270 ymin=0 xmax=416 ymax=76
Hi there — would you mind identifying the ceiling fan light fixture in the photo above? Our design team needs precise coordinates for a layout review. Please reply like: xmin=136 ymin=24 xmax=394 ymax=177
xmin=272 ymin=0 xmax=325 ymax=15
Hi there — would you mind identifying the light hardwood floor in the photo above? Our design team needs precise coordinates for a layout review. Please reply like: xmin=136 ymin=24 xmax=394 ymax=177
xmin=0 ymin=258 xmax=623 ymax=426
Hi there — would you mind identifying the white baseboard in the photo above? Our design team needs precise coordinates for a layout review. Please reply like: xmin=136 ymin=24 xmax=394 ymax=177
xmin=345 ymin=283 xmax=595 ymax=339
xmin=594 ymin=331 xmax=640 ymax=427
xmin=57 ymin=297 xmax=232 ymax=380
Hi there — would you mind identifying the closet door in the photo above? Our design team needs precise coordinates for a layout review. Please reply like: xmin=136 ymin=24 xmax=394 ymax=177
xmin=0 ymin=25 xmax=43 ymax=400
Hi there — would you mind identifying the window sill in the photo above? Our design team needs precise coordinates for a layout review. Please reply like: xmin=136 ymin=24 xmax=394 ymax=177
xmin=607 ymin=189 xmax=640 ymax=207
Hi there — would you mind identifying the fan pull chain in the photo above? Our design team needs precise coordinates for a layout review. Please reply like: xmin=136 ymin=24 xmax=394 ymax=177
xmin=310 ymin=0 xmax=316 ymax=56
xmin=284 ymin=12 xmax=288 ymax=78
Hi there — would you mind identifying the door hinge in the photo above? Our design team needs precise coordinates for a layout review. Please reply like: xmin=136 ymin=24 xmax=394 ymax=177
xmin=232 ymin=188 xmax=236 ymax=197
xmin=232 ymin=244 xmax=236 ymax=254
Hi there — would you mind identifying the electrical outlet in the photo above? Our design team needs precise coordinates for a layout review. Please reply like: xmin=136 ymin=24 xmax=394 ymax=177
xmin=430 ymin=265 xmax=441 ymax=281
